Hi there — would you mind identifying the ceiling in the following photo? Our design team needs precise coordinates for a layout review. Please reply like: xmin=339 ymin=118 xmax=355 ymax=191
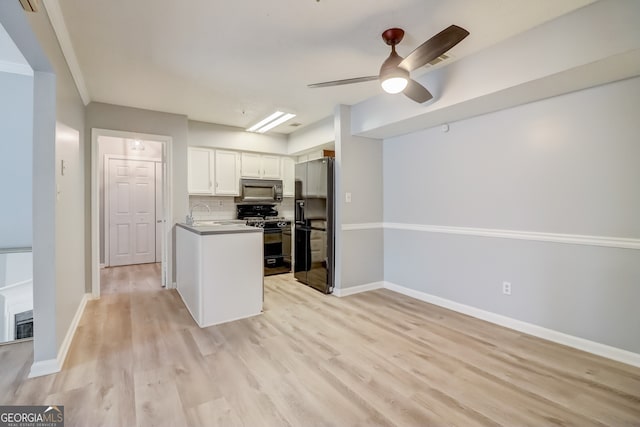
xmin=54 ymin=0 xmax=595 ymax=134
xmin=0 ymin=21 xmax=31 ymax=72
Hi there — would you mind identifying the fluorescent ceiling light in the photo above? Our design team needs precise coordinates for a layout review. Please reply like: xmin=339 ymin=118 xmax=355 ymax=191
xmin=256 ymin=113 xmax=296 ymax=133
xmin=247 ymin=111 xmax=296 ymax=133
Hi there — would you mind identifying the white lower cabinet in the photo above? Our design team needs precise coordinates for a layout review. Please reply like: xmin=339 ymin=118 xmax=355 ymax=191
xmin=176 ymin=225 xmax=263 ymax=327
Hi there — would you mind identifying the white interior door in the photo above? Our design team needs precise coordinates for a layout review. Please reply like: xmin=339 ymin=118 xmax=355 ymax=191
xmin=108 ymin=159 xmax=156 ymax=266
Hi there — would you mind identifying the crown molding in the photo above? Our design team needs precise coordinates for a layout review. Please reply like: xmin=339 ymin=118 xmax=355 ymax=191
xmin=42 ymin=0 xmax=90 ymax=105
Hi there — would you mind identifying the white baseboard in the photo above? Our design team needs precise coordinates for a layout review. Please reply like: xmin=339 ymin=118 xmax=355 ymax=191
xmin=29 ymin=293 xmax=90 ymax=378
xmin=333 ymin=282 xmax=384 ymax=297
xmin=383 ymin=281 xmax=640 ymax=368
xmin=28 ymin=359 xmax=60 ymax=378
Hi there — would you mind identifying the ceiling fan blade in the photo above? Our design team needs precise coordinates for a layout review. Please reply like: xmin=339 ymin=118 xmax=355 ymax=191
xmin=399 ymin=25 xmax=470 ymax=72
xmin=403 ymin=79 xmax=433 ymax=103
xmin=308 ymin=76 xmax=378 ymax=88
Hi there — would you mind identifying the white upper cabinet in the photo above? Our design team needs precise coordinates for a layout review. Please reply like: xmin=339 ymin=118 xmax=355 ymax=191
xmin=261 ymin=155 xmax=281 ymax=179
xmin=240 ymin=152 xmax=262 ymax=178
xmin=214 ymin=150 xmax=241 ymax=195
xmin=241 ymin=153 xmax=281 ymax=179
xmin=188 ymin=147 xmax=214 ymax=195
xmin=281 ymin=157 xmax=295 ymax=197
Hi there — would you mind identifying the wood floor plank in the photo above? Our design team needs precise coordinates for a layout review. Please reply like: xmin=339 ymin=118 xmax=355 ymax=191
xmin=0 ymin=265 xmax=639 ymax=426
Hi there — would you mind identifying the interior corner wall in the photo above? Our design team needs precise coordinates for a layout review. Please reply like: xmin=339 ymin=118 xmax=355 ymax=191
xmin=335 ymin=105 xmax=384 ymax=290
xmin=383 ymin=76 xmax=640 ymax=353
xmin=85 ymin=102 xmax=189 ymax=283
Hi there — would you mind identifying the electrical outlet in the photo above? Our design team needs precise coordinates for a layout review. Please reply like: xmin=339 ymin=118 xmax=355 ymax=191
xmin=502 ymin=281 xmax=512 ymax=295
xmin=217 ymin=200 xmax=223 ymax=207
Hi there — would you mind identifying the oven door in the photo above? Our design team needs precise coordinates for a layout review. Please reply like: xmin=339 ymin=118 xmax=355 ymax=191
xmin=263 ymin=228 xmax=290 ymax=276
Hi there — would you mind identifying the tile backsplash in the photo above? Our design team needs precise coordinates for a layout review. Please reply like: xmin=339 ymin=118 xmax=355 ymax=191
xmin=188 ymin=196 xmax=294 ymax=221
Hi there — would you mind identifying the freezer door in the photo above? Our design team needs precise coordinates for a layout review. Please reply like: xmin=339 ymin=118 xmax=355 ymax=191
xmin=306 ymin=228 xmax=330 ymax=293
xmin=294 ymin=225 xmax=310 ymax=283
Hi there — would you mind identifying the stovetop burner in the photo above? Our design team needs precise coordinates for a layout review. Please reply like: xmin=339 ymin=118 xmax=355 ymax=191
xmin=237 ymin=204 xmax=278 ymax=220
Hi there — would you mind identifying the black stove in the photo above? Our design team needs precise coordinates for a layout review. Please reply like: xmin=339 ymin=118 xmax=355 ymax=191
xmin=237 ymin=205 xmax=292 ymax=275
xmin=237 ymin=204 xmax=278 ymax=219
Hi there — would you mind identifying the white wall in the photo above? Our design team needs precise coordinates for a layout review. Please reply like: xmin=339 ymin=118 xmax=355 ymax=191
xmin=54 ymin=123 xmax=85 ymax=350
xmin=189 ymin=120 xmax=288 ymax=154
xmin=383 ymin=76 xmax=640 ymax=353
xmin=288 ymin=116 xmax=334 ymax=155
xmin=0 ymin=70 xmax=33 ymax=249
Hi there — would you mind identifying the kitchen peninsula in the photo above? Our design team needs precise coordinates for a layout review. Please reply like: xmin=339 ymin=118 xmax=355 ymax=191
xmin=176 ymin=222 xmax=263 ymax=327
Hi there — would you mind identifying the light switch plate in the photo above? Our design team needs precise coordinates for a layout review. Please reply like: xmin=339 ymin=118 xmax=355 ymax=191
xmin=345 ymin=192 xmax=352 ymax=203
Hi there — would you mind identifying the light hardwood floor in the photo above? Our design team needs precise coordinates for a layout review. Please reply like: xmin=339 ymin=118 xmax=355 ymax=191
xmin=1 ymin=263 xmax=639 ymax=426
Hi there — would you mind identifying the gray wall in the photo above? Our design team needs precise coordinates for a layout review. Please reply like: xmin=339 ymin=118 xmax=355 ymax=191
xmin=1 ymin=1 xmax=59 ymax=364
xmin=383 ymin=76 xmax=640 ymax=353
xmin=86 ymin=102 xmax=189 ymax=283
xmin=0 ymin=71 xmax=33 ymax=249
xmin=335 ymin=105 xmax=384 ymax=290
xmin=25 ymin=6 xmax=87 ymax=353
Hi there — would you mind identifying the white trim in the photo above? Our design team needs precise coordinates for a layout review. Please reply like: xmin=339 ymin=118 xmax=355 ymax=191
xmin=383 ymin=281 xmax=640 ymax=368
xmin=333 ymin=281 xmax=384 ymax=297
xmin=341 ymin=222 xmax=384 ymax=231
xmin=92 ymin=129 xmax=174 ymax=299
xmin=42 ymin=0 xmax=90 ymax=105
xmin=0 ymin=59 xmax=33 ymax=76
xmin=341 ymin=222 xmax=640 ymax=250
xmin=28 ymin=359 xmax=60 ymax=378
xmin=29 ymin=293 xmax=90 ymax=378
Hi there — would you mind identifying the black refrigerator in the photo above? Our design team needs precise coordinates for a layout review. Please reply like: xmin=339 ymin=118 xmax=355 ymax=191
xmin=294 ymin=157 xmax=335 ymax=294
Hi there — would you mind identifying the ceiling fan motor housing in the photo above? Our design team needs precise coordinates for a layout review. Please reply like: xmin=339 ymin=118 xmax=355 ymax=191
xmin=379 ymin=48 xmax=409 ymax=82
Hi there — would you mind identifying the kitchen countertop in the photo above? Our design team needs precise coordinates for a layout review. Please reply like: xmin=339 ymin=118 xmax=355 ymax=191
xmin=177 ymin=222 xmax=262 ymax=235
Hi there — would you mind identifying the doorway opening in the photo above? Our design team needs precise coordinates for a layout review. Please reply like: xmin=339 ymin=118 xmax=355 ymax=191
xmin=91 ymin=129 xmax=173 ymax=298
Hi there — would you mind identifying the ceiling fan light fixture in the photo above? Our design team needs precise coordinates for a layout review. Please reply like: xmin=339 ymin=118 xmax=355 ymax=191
xmin=381 ymin=76 xmax=408 ymax=94
xmin=380 ymin=63 xmax=409 ymax=94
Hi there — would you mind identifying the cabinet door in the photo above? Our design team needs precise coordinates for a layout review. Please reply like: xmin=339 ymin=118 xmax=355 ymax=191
xmin=188 ymin=147 xmax=214 ymax=194
xmin=262 ymin=155 xmax=281 ymax=179
xmin=214 ymin=150 xmax=240 ymax=195
xmin=281 ymin=157 xmax=295 ymax=197
xmin=241 ymin=152 xmax=262 ymax=178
